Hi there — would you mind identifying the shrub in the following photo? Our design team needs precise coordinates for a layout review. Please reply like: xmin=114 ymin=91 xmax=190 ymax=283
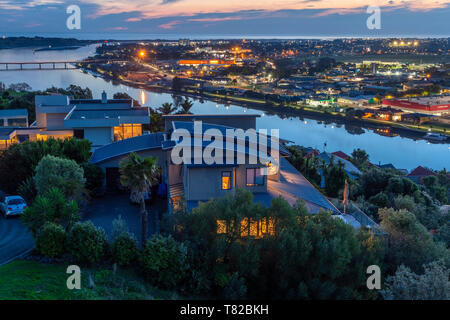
xmin=66 ymin=222 xmax=108 ymax=265
xmin=140 ymin=235 xmax=187 ymax=289
xmin=382 ymin=261 xmax=449 ymax=300
xmin=369 ymin=192 xmax=390 ymax=208
xmin=17 ymin=177 xmax=37 ymax=205
xmin=112 ymin=233 xmax=139 ymax=267
xmin=21 ymin=188 xmax=80 ymax=238
xmin=36 ymin=222 xmax=66 ymax=258
xmin=0 ymin=138 xmax=91 ymax=194
xmin=82 ymin=163 xmax=105 ymax=193
xmin=34 ymin=155 xmax=86 ymax=198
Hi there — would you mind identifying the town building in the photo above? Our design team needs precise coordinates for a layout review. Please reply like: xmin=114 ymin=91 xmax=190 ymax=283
xmin=383 ymin=96 xmax=450 ymax=116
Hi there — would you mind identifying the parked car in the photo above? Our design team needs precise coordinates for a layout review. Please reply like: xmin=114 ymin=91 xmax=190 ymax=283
xmin=1 ymin=195 xmax=27 ymax=218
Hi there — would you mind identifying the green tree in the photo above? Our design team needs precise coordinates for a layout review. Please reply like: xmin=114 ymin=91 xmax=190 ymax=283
xmin=158 ymin=102 xmax=178 ymax=115
xmin=141 ymin=234 xmax=188 ymax=290
xmin=34 ymin=155 xmax=86 ymax=199
xmin=382 ymin=261 xmax=449 ymax=300
xmin=422 ymin=176 xmax=448 ymax=204
xmin=21 ymin=188 xmax=80 ymax=238
xmin=323 ymin=159 xmax=347 ymax=198
xmin=351 ymin=148 xmax=369 ymax=169
xmin=119 ymin=153 xmax=160 ymax=248
xmin=379 ymin=208 xmax=450 ymax=273
xmin=0 ymin=138 xmax=91 ymax=194
xmin=178 ymin=99 xmax=194 ymax=114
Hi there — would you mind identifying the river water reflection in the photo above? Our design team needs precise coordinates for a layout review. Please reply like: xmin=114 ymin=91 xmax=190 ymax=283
xmin=0 ymin=45 xmax=448 ymax=171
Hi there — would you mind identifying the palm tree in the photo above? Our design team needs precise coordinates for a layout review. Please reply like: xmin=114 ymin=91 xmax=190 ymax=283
xmin=178 ymin=99 xmax=194 ymax=114
xmin=158 ymin=102 xmax=178 ymax=115
xmin=119 ymin=153 xmax=160 ymax=248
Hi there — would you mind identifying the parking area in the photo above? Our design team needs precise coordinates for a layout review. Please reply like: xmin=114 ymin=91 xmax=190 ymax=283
xmin=0 ymin=191 xmax=167 ymax=266
xmin=0 ymin=215 xmax=34 ymax=266
xmin=83 ymin=192 xmax=168 ymax=243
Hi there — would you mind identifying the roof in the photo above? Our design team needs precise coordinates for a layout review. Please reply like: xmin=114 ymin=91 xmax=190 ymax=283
xmin=254 ymin=157 xmax=341 ymax=214
xmin=0 ymin=128 xmax=15 ymax=140
xmin=332 ymin=151 xmax=351 ymax=161
xmin=317 ymin=152 xmax=361 ymax=176
xmin=35 ymin=95 xmax=69 ymax=107
xmin=163 ymin=114 xmax=260 ymax=119
xmin=68 ymin=108 xmax=149 ymax=120
xmin=0 ymin=109 xmax=28 ymax=118
xmin=408 ymin=166 xmax=436 ymax=177
xmin=171 ymin=121 xmax=290 ymax=157
xmin=90 ymin=133 xmax=164 ymax=164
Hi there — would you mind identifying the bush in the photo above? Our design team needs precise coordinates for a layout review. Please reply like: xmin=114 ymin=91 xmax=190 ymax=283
xmin=82 ymin=163 xmax=105 ymax=194
xmin=140 ymin=235 xmax=187 ymax=289
xmin=66 ymin=222 xmax=108 ymax=265
xmin=36 ymin=222 xmax=66 ymax=258
xmin=34 ymin=155 xmax=86 ymax=198
xmin=382 ymin=261 xmax=449 ymax=300
xmin=21 ymin=188 xmax=80 ymax=238
xmin=112 ymin=233 xmax=139 ymax=267
xmin=0 ymin=138 xmax=91 ymax=194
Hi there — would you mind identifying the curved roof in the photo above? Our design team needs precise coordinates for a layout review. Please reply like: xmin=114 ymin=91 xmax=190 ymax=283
xmin=90 ymin=133 xmax=164 ymax=164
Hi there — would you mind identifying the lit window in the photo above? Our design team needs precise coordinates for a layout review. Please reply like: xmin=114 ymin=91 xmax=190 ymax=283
xmin=246 ymin=168 xmax=264 ymax=187
xmin=114 ymin=124 xmax=143 ymax=141
xmin=217 ymin=220 xmax=227 ymax=234
xmin=222 ymin=171 xmax=232 ymax=190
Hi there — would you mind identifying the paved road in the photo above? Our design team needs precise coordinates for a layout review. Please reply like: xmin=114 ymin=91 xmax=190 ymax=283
xmin=0 ymin=215 xmax=34 ymax=266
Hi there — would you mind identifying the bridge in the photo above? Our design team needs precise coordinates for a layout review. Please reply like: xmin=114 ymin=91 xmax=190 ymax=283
xmin=0 ymin=60 xmax=127 ymax=71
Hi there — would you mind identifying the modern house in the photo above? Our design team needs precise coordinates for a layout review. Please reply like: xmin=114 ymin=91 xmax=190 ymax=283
xmin=0 ymin=109 xmax=28 ymax=127
xmin=0 ymin=92 xmax=151 ymax=151
xmin=90 ymin=113 xmax=369 ymax=229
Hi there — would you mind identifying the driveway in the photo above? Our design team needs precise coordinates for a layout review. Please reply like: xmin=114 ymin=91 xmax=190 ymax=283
xmin=0 ymin=215 xmax=34 ymax=266
xmin=83 ymin=193 xmax=166 ymax=243
xmin=0 ymin=193 xmax=165 ymax=266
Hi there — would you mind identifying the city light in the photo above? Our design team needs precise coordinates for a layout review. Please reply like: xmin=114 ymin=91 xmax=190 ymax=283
xmin=139 ymin=50 xmax=146 ymax=58
xmin=140 ymin=90 xmax=146 ymax=105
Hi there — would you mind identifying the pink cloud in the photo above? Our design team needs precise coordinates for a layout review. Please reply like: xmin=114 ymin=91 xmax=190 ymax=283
xmin=108 ymin=26 xmax=129 ymax=30
xmin=188 ymin=16 xmax=243 ymax=22
xmin=158 ymin=20 xmax=183 ymax=29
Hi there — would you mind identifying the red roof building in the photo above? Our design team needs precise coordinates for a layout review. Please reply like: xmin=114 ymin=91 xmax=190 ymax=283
xmin=382 ymin=98 xmax=450 ymax=115
xmin=332 ymin=151 xmax=351 ymax=161
xmin=407 ymin=166 xmax=436 ymax=184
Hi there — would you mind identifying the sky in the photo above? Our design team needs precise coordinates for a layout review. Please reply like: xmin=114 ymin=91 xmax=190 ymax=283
xmin=0 ymin=0 xmax=449 ymax=38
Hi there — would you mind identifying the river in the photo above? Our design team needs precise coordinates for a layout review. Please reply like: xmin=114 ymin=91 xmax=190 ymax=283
xmin=0 ymin=44 xmax=449 ymax=171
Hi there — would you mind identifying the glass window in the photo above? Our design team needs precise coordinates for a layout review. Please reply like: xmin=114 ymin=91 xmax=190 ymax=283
xmin=113 ymin=124 xmax=143 ymax=141
xmin=246 ymin=168 xmax=264 ymax=186
xmin=222 ymin=171 xmax=232 ymax=190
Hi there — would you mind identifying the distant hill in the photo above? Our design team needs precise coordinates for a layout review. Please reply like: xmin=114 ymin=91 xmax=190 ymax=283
xmin=0 ymin=37 xmax=99 ymax=50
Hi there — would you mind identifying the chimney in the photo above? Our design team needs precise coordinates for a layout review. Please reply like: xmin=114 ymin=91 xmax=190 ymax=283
xmin=101 ymin=91 xmax=107 ymax=104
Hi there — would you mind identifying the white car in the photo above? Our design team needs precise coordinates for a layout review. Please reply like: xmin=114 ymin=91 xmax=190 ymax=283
xmin=1 ymin=196 xmax=27 ymax=218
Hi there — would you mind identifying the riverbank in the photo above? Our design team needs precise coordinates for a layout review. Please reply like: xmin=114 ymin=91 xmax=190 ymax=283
xmin=88 ymin=69 xmax=449 ymax=142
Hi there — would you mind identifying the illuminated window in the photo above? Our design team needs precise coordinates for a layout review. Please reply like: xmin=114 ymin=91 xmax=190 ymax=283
xmin=217 ymin=220 xmax=227 ymax=234
xmin=222 ymin=171 xmax=232 ymax=190
xmin=113 ymin=124 xmax=143 ymax=141
xmin=246 ymin=168 xmax=264 ymax=187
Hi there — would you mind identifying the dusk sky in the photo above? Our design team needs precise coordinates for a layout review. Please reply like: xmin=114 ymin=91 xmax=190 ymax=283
xmin=0 ymin=0 xmax=449 ymax=37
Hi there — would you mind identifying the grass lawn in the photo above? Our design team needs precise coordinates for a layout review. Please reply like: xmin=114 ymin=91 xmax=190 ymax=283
xmin=0 ymin=260 xmax=175 ymax=300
